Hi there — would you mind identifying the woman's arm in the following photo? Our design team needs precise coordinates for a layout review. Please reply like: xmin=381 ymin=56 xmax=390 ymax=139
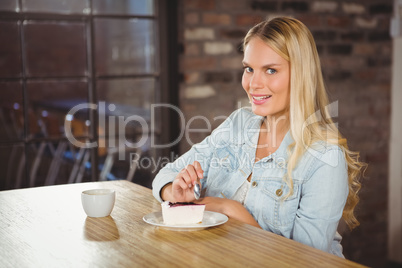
xmin=292 ymin=148 xmax=348 ymax=253
xmin=152 ymin=110 xmax=237 ymax=202
xmin=152 ymin=138 xmax=213 ymax=202
xmin=195 ymin=197 xmax=262 ymax=229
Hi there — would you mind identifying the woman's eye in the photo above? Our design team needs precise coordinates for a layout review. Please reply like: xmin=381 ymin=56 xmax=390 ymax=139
xmin=267 ymin=68 xmax=276 ymax=74
xmin=244 ymin=67 xmax=253 ymax=73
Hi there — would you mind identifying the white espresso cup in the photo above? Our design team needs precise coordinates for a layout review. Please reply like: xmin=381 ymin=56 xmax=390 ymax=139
xmin=81 ymin=189 xmax=115 ymax=217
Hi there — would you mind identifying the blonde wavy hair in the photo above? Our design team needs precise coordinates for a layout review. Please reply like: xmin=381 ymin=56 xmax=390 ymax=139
xmin=243 ymin=17 xmax=366 ymax=230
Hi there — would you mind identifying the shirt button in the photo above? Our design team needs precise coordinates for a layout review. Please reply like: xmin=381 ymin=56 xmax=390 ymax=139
xmin=251 ymin=181 xmax=258 ymax=187
xmin=276 ymin=188 xmax=283 ymax=196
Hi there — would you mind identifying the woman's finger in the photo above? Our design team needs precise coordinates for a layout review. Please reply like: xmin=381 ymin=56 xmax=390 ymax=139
xmin=185 ymin=164 xmax=200 ymax=186
xmin=178 ymin=168 xmax=194 ymax=188
xmin=193 ymin=161 xmax=204 ymax=180
xmin=174 ymin=174 xmax=190 ymax=191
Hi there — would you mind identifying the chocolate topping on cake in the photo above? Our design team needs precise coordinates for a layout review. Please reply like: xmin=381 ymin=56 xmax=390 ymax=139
xmin=168 ymin=202 xmax=203 ymax=207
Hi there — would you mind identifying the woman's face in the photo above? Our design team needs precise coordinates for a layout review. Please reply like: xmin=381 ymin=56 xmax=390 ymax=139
xmin=242 ymin=37 xmax=291 ymax=119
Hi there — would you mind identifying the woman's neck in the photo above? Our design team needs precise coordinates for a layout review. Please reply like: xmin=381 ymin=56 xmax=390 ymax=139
xmin=261 ymin=114 xmax=290 ymax=141
xmin=254 ymin=116 xmax=289 ymax=162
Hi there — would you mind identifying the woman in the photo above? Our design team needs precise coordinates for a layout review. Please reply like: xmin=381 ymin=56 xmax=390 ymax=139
xmin=152 ymin=17 xmax=365 ymax=257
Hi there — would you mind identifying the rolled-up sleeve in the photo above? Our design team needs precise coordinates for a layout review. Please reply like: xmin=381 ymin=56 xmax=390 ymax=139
xmin=291 ymin=147 xmax=348 ymax=256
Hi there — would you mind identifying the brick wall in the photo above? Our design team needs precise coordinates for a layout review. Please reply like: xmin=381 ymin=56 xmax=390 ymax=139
xmin=177 ymin=0 xmax=392 ymax=267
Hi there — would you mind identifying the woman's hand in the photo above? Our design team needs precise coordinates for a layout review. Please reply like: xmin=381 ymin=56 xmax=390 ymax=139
xmin=194 ymin=197 xmax=262 ymax=229
xmin=161 ymin=161 xmax=203 ymax=202
xmin=193 ymin=197 xmax=227 ymax=214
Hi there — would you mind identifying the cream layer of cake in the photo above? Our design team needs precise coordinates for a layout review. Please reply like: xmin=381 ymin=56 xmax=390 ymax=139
xmin=161 ymin=201 xmax=206 ymax=225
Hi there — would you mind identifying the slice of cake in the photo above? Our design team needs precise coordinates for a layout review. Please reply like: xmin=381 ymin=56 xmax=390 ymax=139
xmin=161 ymin=201 xmax=206 ymax=225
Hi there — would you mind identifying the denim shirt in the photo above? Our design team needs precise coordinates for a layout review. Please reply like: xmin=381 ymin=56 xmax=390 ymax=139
xmin=152 ymin=108 xmax=348 ymax=257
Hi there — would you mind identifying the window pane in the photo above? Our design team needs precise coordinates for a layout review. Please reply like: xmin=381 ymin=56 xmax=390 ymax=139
xmin=96 ymin=78 xmax=154 ymax=184
xmin=26 ymin=80 xmax=89 ymax=139
xmin=0 ymin=21 xmax=22 ymax=78
xmin=24 ymin=21 xmax=87 ymax=77
xmin=97 ymin=78 xmax=155 ymax=108
xmin=92 ymin=0 xmax=154 ymax=16
xmin=0 ymin=0 xmax=19 ymax=12
xmin=95 ymin=18 xmax=156 ymax=76
xmin=96 ymin=78 xmax=153 ymax=145
xmin=0 ymin=81 xmax=24 ymax=142
xmin=21 ymin=0 xmax=90 ymax=14
xmin=0 ymin=143 xmax=25 ymax=190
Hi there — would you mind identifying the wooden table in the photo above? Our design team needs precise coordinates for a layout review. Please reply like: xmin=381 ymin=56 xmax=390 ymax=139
xmin=0 ymin=180 xmax=366 ymax=267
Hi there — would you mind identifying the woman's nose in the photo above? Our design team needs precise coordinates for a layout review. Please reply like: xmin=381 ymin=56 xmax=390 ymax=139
xmin=249 ymin=72 xmax=264 ymax=90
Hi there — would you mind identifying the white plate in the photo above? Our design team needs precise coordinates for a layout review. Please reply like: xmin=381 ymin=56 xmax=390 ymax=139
xmin=143 ymin=211 xmax=228 ymax=231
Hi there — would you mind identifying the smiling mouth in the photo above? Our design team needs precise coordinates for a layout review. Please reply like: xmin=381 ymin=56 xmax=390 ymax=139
xmin=252 ymin=95 xmax=272 ymax=101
